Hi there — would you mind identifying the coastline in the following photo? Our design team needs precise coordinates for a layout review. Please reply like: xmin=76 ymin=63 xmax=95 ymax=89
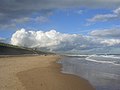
xmin=0 ymin=55 xmax=95 ymax=90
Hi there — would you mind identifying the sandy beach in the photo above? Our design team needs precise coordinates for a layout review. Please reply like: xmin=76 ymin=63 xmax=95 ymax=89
xmin=0 ymin=55 xmax=95 ymax=90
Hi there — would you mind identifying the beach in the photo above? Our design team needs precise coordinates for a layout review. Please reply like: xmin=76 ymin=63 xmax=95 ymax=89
xmin=0 ymin=55 xmax=94 ymax=90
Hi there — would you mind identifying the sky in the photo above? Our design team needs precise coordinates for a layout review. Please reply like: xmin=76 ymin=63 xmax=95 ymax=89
xmin=0 ymin=0 xmax=120 ymax=54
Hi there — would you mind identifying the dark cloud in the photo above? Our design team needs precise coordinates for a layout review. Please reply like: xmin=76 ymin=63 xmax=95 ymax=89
xmin=0 ymin=0 xmax=120 ymax=28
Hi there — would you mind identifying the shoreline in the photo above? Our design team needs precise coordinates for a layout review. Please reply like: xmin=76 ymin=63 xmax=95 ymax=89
xmin=0 ymin=55 xmax=95 ymax=90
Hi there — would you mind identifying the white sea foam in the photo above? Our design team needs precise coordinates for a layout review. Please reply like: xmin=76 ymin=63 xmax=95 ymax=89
xmin=86 ymin=56 xmax=114 ymax=64
xmin=98 ymin=55 xmax=120 ymax=59
xmin=64 ymin=54 xmax=120 ymax=65
xmin=65 ymin=54 xmax=90 ymax=57
xmin=85 ymin=55 xmax=120 ymax=65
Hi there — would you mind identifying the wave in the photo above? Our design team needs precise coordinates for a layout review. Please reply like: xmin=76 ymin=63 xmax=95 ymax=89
xmin=66 ymin=54 xmax=120 ymax=59
xmin=64 ymin=54 xmax=120 ymax=65
xmin=85 ymin=55 xmax=120 ymax=65
xmin=65 ymin=54 xmax=90 ymax=58
xmin=65 ymin=54 xmax=90 ymax=57
xmin=86 ymin=56 xmax=115 ymax=64
xmin=97 ymin=55 xmax=120 ymax=59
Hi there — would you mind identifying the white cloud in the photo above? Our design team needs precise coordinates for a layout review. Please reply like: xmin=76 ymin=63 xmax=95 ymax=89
xmin=77 ymin=10 xmax=83 ymax=14
xmin=90 ymin=28 xmax=120 ymax=38
xmin=12 ymin=16 xmax=49 ymax=23
xmin=11 ymin=28 xmax=94 ymax=51
xmin=35 ymin=16 xmax=49 ymax=23
xmin=0 ymin=23 xmax=16 ymax=29
xmin=113 ymin=7 xmax=120 ymax=15
xmin=11 ymin=28 xmax=120 ymax=53
xmin=88 ymin=14 xmax=117 ymax=22
xmin=13 ymin=17 xmax=32 ymax=23
xmin=100 ymin=39 xmax=120 ymax=46
xmin=90 ymin=28 xmax=120 ymax=47
xmin=87 ymin=7 xmax=120 ymax=23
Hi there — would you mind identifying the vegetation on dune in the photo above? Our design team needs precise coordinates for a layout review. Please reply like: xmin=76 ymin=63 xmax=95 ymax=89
xmin=0 ymin=42 xmax=55 ymax=55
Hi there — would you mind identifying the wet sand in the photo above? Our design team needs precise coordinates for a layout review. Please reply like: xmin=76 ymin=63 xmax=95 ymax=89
xmin=0 ymin=55 xmax=95 ymax=90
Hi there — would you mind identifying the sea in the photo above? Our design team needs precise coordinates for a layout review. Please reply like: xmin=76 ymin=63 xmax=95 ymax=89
xmin=58 ymin=54 xmax=120 ymax=90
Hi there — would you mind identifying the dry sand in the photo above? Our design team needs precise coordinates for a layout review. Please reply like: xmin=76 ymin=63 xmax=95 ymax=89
xmin=0 ymin=55 xmax=95 ymax=90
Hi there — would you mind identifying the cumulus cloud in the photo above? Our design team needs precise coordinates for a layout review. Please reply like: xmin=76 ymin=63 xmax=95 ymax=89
xmin=87 ymin=7 xmax=120 ymax=23
xmin=11 ymin=28 xmax=88 ymax=51
xmin=11 ymin=28 xmax=120 ymax=53
xmin=1 ymin=0 xmax=120 ymax=28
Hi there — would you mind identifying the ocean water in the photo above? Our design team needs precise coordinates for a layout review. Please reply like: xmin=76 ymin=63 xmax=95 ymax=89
xmin=58 ymin=54 xmax=120 ymax=90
